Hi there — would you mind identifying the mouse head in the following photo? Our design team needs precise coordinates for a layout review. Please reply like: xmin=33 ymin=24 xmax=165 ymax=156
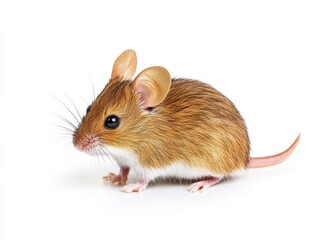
xmin=73 ymin=50 xmax=171 ymax=155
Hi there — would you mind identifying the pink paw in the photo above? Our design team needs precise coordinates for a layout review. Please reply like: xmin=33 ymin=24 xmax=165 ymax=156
xmin=121 ymin=182 xmax=147 ymax=193
xmin=103 ymin=172 xmax=127 ymax=185
xmin=188 ymin=177 xmax=223 ymax=193
xmin=188 ymin=181 xmax=211 ymax=193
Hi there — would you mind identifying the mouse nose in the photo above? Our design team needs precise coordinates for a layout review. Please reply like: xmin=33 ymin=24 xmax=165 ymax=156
xmin=73 ymin=134 xmax=99 ymax=152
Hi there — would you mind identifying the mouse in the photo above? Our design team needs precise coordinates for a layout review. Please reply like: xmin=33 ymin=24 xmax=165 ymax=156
xmin=72 ymin=49 xmax=300 ymax=193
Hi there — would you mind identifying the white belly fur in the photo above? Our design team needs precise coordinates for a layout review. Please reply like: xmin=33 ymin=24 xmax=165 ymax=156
xmin=102 ymin=144 xmax=224 ymax=181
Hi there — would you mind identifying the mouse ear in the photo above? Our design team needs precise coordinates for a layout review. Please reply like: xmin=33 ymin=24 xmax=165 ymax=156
xmin=111 ymin=49 xmax=137 ymax=81
xmin=133 ymin=66 xmax=171 ymax=108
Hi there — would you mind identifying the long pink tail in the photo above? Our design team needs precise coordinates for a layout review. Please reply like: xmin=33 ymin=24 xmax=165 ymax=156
xmin=247 ymin=134 xmax=301 ymax=169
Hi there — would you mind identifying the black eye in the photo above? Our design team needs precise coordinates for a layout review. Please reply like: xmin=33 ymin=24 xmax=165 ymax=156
xmin=104 ymin=115 xmax=120 ymax=129
xmin=86 ymin=105 xmax=91 ymax=114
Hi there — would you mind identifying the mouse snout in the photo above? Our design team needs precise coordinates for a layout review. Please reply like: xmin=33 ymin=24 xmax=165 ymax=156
xmin=73 ymin=133 xmax=100 ymax=153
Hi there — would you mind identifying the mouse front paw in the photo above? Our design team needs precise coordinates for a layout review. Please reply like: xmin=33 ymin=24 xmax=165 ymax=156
xmin=103 ymin=172 xmax=128 ymax=185
xmin=103 ymin=167 xmax=130 ymax=186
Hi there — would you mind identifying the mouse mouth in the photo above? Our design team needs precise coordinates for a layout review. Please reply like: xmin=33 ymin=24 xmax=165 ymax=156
xmin=73 ymin=134 xmax=100 ymax=155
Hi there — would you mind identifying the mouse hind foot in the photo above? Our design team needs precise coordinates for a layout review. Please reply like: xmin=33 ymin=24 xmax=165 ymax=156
xmin=188 ymin=176 xmax=223 ymax=193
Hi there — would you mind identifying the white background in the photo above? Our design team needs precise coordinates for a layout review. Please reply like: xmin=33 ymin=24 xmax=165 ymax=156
xmin=1 ymin=0 xmax=318 ymax=239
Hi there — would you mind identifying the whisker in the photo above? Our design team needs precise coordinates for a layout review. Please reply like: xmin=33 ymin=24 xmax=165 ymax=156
xmin=53 ymin=136 xmax=73 ymax=144
xmin=98 ymin=145 xmax=113 ymax=162
xmin=98 ymin=148 xmax=108 ymax=170
xmin=53 ymin=124 xmax=74 ymax=133
xmin=96 ymin=145 xmax=112 ymax=171
xmin=98 ymin=145 xmax=118 ymax=168
xmin=64 ymin=93 xmax=83 ymax=122
xmin=55 ymin=132 xmax=73 ymax=137
xmin=93 ymin=147 xmax=100 ymax=170
xmin=52 ymin=95 xmax=80 ymax=125
xmin=87 ymin=70 xmax=96 ymax=101
xmin=95 ymin=147 xmax=107 ymax=173
xmin=98 ymin=144 xmax=114 ymax=159
xmin=98 ymin=140 xmax=115 ymax=158
xmin=51 ymin=113 xmax=77 ymax=130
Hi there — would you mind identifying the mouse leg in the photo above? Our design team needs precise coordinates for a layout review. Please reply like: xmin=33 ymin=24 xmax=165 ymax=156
xmin=121 ymin=180 xmax=149 ymax=193
xmin=188 ymin=176 xmax=223 ymax=193
xmin=103 ymin=167 xmax=130 ymax=185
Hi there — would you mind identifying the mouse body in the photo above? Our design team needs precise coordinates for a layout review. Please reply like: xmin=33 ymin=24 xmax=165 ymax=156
xmin=72 ymin=50 xmax=300 ymax=193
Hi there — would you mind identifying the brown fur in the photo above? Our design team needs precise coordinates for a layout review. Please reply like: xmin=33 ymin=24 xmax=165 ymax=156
xmin=74 ymin=77 xmax=250 ymax=175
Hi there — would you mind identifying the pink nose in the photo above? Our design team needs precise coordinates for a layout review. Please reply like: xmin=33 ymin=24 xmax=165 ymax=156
xmin=73 ymin=134 xmax=99 ymax=152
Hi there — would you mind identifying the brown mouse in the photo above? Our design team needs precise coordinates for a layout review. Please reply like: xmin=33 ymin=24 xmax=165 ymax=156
xmin=72 ymin=49 xmax=300 ymax=193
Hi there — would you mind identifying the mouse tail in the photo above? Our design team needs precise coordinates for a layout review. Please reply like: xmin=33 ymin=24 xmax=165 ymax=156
xmin=247 ymin=134 xmax=301 ymax=169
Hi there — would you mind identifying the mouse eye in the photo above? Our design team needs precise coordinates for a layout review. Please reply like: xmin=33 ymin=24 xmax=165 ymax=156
xmin=86 ymin=105 xmax=91 ymax=114
xmin=104 ymin=115 xmax=120 ymax=129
